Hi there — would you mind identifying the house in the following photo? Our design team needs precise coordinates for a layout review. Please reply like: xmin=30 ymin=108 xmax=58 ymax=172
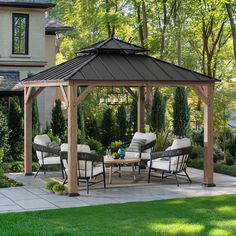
xmin=0 ymin=0 xmax=70 ymax=129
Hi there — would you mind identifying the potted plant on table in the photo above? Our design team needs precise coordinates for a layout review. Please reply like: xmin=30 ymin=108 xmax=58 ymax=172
xmin=52 ymin=183 xmax=65 ymax=195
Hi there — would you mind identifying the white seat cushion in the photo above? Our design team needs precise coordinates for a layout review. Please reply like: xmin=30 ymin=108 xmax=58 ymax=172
xmin=148 ymin=159 xmax=177 ymax=172
xmin=34 ymin=134 xmax=51 ymax=159
xmin=39 ymin=156 xmax=61 ymax=165
xmin=60 ymin=143 xmax=91 ymax=153
xmin=125 ymin=151 xmax=150 ymax=160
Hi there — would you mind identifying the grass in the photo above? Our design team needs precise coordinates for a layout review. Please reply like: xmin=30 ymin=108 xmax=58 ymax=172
xmin=1 ymin=194 xmax=236 ymax=235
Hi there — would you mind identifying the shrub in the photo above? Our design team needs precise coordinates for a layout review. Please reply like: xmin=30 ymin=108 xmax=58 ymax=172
xmin=47 ymin=129 xmax=61 ymax=144
xmin=189 ymin=145 xmax=204 ymax=159
xmin=129 ymin=98 xmax=137 ymax=134
xmin=191 ymin=130 xmax=204 ymax=147
xmin=32 ymin=162 xmax=40 ymax=172
xmin=85 ymin=117 xmax=99 ymax=140
xmin=0 ymin=148 xmax=4 ymax=164
xmin=109 ymin=140 xmax=123 ymax=153
xmin=85 ymin=138 xmax=104 ymax=155
xmin=213 ymin=147 xmax=224 ymax=163
xmin=187 ymin=158 xmax=204 ymax=169
xmin=225 ymin=154 xmax=235 ymax=166
xmin=52 ymin=183 xmax=65 ymax=192
xmin=10 ymin=162 xmax=24 ymax=172
xmin=0 ymin=110 xmax=9 ymax=160
xmin=45 ymin=181 xmax=59 ymax=191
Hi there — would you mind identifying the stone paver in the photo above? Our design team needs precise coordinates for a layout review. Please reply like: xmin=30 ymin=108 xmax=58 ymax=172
xmin=0 ymin=168 xmax=236 ymax=213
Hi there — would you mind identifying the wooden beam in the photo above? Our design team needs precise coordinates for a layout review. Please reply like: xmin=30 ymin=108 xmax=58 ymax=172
xmin=191 ymin=85 xmax=209 ymax=105
xmin=24 ymin=87 xmax=33 ymax=175
xmin=25 ymin=86 xmax=32 ymax=104
xmin=76 ymin=86 xmax=94 ymax=105
xmin=125 ymin=87 xmax=138 ymax=101
xmin=23 ymin=81 xmax=68 ymax=87
xmin=60 ymin=85 xmax=69 ymax=107
xmin=30 ymin=87 xmax=45 ymax=101
xmin=67 ymin=82 xmax=79 ymax=196
xmin=203 ymin=84 xmax=215 ymax=187
xmin=137 ymin=87 xmax=145 ymax=132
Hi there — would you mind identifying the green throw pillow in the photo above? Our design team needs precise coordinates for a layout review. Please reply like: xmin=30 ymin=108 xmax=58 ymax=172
xmin=128 ymin=139 xmax=146 ymax=152
xmin=47 ymin=141 xmax=60 ymax=152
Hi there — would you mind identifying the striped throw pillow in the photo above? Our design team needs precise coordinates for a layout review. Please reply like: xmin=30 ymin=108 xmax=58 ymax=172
xmin=128 ymin=139 xmax=146 ymax=152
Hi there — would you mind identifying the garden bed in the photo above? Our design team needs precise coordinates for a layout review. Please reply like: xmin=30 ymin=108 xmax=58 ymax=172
xmin=0 ymin=175 xmax=23 ymax=188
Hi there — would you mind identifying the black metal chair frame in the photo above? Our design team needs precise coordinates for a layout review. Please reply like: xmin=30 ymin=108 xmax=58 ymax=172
xmin=61 ymin=151 xmax=106 ymax=194
xmin=125 ymin=139 xmax=156 ymax=174
xmin=32 ymin=142 xmax=64 ymax=178
xmin=148 ymin=146 xmax=192 ymax=186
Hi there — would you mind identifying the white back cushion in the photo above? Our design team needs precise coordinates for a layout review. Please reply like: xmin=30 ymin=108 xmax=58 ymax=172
xmin=60 ymin=143 xmax=91 ymax=153
xmin=34 ymin=134 xmax=51 ymax=159
xmin=132 ymin=132 xmax=156 ymax=154
xmin=171 ymin=138 xmax=191 ymax=150
xmin=170 ymin=138 xmax=191 ymax=167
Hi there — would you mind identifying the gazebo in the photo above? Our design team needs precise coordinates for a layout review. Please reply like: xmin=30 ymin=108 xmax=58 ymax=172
xmin=22 ymin=38 xmax=216 ymax=196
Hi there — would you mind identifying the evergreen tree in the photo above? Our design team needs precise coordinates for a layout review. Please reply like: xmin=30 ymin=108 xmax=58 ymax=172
xmin=51 ymin=99 xmax=66 ymax=142
xmin=116 ymin=105 xmax=127 ymax=142
xmin=78 ymin=87 xmax=86 ymax=143
xmin=0 ymin=109 xmax=9 ymax=158
xmin=130 ymin=97 xmax=137 ymax=133
xmin=151 ymin=89 xmax=166 ymax=132
xmin=173 ymin=87 xmax=190 ymax=137
xmin=8 ymin=97 xmax=23 ymax=145
xmin=32 ymin=88 xmax=40 ymax=138
xmin=85 ymin=117 xmax=99 ymax=140
xmin=101 ymin=108 xmax=114 ymax=147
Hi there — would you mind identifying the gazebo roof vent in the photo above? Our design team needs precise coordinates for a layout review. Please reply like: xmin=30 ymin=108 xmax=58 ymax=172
xmin=77 ymin=37 xmax=149 ymax=54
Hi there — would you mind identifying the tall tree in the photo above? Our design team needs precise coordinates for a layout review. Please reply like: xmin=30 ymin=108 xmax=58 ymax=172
xmin=116 ymin=105 xmax=127 ymax=142
xmin=151 ymin=89 xmax=166 ymax=132
xmin=130 ymin=97 xmax=137 ymax=133
xmin=32 ymin=88 xmax=40 ymax=138
xmin=101 ymin=108 xmax=115 ymax=147
xmin=51 ymin=99 xmax=66 ymax=142
xmin=226 ymin=1 xmax=236 ymax=61
xmin=173 ymin=87 xmax=190 ymax=137
xmin=8 ymin=97 xmax=23 ymax=145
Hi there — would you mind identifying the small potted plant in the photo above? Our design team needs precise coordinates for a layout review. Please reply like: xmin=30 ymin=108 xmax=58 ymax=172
xmin=45 ymin=181 xmax=58 ymax=193
xmin=52 ymin=183 xmax=65 ymax=195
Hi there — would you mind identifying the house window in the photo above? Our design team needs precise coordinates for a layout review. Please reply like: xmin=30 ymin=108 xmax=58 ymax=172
xmin=12 ymin=13 xmax=29 ymax=55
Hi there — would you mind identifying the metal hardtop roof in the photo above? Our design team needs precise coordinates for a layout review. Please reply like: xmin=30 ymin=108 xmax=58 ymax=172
xmin=0 ymin=0 xmax=55 ymax=9
xmin=22 ymin=39 xmax=217 ymax=84
xmin=77 ymin=38 xmax=149 ymax=54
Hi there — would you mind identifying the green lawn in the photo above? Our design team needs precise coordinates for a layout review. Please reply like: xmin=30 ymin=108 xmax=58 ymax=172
xmin=1 ymin=194 xmax=236 ymax=236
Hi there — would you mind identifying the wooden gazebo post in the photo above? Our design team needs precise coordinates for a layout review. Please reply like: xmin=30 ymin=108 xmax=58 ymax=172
xmin=137 ymin=86 xmax=145 ymax=132
xmin=24 ymin=86 xmax=33 ymax=175
xmin=67 ymin=82 xmax=79 ymax=196
xmin=203 ymin=84 xmax=215 ymax=186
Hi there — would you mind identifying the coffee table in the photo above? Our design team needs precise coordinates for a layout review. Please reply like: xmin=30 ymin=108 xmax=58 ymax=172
xmin=104 ymin=157 xmax=140 ymax=184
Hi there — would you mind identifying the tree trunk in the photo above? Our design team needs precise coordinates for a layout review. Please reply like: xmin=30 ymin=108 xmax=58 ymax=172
xmin=226 ymin=2 xmax=236 ymax=61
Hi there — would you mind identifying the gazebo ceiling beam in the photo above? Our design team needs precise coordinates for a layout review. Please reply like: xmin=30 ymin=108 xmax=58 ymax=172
xmin=25 ymin=86 xmax=32 ymax=104
xmin=60 ymin=85 xmax=69 ymax=107
xmin=30 ymin=87 xmax=45 ymax=101
xmin=190 ymin=85 xmax=209 ymax=105
xmin=76 ymin=86 xmax=95 ymax=105
xmin=125 ymin=87 xmax=138 ymax=102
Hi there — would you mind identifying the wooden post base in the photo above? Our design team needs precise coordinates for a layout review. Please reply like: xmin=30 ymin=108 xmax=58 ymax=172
xmin=202 ymin=183 xmax=216 ymax=187
xmin=25 ymin=172 xmax=34 ymax=176
xmin=68 ymin=192 xmax=80 ymax=197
